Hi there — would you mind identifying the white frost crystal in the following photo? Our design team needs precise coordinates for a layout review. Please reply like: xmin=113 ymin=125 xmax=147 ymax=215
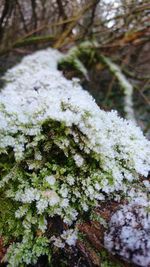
xmin=45 ymin=175 xmax=56 ymax=185
xmin=104 ymin=201 xmax=150 ymax=267
xmin=0 ymin=48 xmax=150 ymax=266
xmin=51 ymin=229 xmax=77 ymax=248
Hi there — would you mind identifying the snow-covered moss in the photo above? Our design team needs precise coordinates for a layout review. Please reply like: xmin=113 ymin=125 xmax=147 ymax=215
xmin=58 ymin=41 xmax=98 ymax=79
xmin=59 ymin=42 xmax=136 ymax=122
xmin=0 ymin=48 xmax=150 ymax=266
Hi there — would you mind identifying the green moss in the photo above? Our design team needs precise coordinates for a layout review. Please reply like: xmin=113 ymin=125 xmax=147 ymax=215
xmin=100 ymin=250 xmax=123 ymax=267
xmin=0 ymin=118 xmax=107 ymax=266
xmin=0 ymin=194 xmax=23 ymax=243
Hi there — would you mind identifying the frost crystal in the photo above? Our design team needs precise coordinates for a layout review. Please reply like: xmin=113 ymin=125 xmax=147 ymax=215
xmin=51 ymin=229 xmax=77 ymax=248
xmin=104 ymin=201 xmax=150 ymax=267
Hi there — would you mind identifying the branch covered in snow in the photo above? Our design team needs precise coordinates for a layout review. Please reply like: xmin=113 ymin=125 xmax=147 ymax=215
xmin=101 ymin=55 xmax=135 ymax=122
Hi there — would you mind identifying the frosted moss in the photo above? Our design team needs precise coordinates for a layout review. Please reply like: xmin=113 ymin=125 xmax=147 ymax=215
xmin=0 ymin=48 xmax=149 ymax=266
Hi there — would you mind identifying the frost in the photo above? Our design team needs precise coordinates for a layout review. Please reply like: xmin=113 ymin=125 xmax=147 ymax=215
xmin=101 ymin=56 xmax=135 ymax=122
xmin=51 ymin=229 xmax=77 ymax=248
xmin=45 ymin=175 xmax=56 ymax=185
xmin=104 ymin=200 xmax=150 ymax=267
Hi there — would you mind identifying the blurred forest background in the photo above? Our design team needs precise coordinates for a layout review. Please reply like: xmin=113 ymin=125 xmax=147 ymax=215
xmin=0 ymin=0 xmax=149 ymax=135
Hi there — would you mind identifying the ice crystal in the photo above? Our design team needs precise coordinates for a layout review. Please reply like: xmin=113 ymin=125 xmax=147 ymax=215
xmin=104 ymin=200 xmax=150 ymax=267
